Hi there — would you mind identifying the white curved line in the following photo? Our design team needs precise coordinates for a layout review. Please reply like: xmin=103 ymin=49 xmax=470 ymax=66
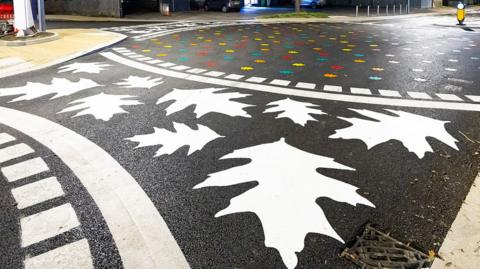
xmin=0 ymin=106 xmax=190 ymax=269
xmin=101 ymin=52 xmax=480 ymax=112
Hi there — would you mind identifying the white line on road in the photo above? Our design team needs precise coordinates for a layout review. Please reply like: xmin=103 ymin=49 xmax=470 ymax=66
xmin=350 ymin=87 xmax=372 ymax=95
xmin=21 ymin=203 xmax=80 ymax=247
xmin=101 ymin=52 xmax=480 ymax=112
xmin=436 ymin=93 xmax=463 ymax=102
xmin=0 ymin=106 xmax=190 ymax=269
xmin=378 ymin=89 xmax=402 ymax=97
xmin=1 ymin=157 xmax=49 ymax=182
xmin=0 ymin=133 xmax=16 ymax=145
xmin=0 ymin=143 xmax=34 ymax=163
xmin=204 ymin=71 xmax=225 ymax=77
xmin=224 ymin=74 xmax=244 ymax=80
xmin=11 ymin=177 xmax=64 ymax=209
xmin=323 ymin=85 xmax=342 ymax=93
xmin=24 ymin=239 xmax=93 ymax=269
xmin=246 ymin=77 xmax=267 ymax=83
xmin=270 ymin=79 xmax=291 ymax=86
xmin=295 ymin=82 xmax=316 ymax=89
xmin=408 ymin=92 xmax=432 ymax=100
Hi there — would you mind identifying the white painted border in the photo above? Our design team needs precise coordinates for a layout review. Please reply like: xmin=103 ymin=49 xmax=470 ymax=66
xmin=0 ymin=106 xmax=190 ymax=269
xmin=101 ymin=52 xmax=480 ymax=112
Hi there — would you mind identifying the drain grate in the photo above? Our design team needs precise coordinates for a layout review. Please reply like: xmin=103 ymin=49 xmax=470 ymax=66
xmin=341 ymin=224 xmax=433 ymax=269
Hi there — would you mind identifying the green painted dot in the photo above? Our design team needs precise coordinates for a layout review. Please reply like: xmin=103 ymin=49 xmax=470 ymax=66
xmin=223 ymin=55 xmax=234 ymax=61
xmin=280 ymin=69 xmax=294 ymax=75
xmin=179 ymin=57 xmax=189 ymax=62
xmin=251 ymin=52 xmax=263 ymax=57
xmin=354 ymin=53 xmax=365 ymax=57
xmin=317 ymin=57 xmax=328 ymax=62
xmin=179 ymin=48 xmax=188 ymax=52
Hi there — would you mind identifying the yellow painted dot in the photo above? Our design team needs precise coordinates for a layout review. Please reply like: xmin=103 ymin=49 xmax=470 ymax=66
xmin=342 ymin=48 xmax=352 ymax=52
xmin=254 ymin=38 xmax=262 ymax=41
xmin=288 ymin=50 xmax=299 ymax=54
xmin=273 ymin=40 xmax=281 ymax=44
xmin=324 ymin=73 xmax=338 ymax=78
xmin=197 ymin=36 xmax=204 ymax=40
xmin=218 ymin=42 xmax=227 ymax=46
xmin=292 ymin=63 xmax=305 ymax=67
xmin=313 ymin=48 xmax=322 ymax=51
xmin=204 ymin=39 xmax=212 ymax=43
xmin=225 ymin=49 xmax=235 ymax=53
xmin=142 ymin=49 xmax=152 ymax=53
xmin=329 ymin=37 xmax=337 ymax=40
xmin=354 ymin=59 xmax=366 ymax=63
xmin=190 ymin=43 xmax=198 ymax=46
xmin=254 ymin=59 xmax=266 ymax=63
xmin=260 ymin=48 xmax=270 ymax=51
xmin=157 ymin=53 xmax=168 ymax=57
xmin=164 ymin=45 xmax=172 ymax=48
xmin=268 ymin=36 xmax=275 ymax=39
xmin=340 ymin=41 xmax=349 ymax=44
xmin=241 ymin=66 xmax=254 ymax=71
xmin=340 ymin=35 xmax=347 ymax=37
xmin=370 ymin=44 xmax=378 ymax=47
xmin=261 ymin=43 xmax=269 ymax=47
xmin=347 ymin=44 xmax=356 ymax=48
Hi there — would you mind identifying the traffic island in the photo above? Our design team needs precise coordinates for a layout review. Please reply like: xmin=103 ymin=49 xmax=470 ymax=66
xmin=0 ymin=32 xmax=59 ymax=46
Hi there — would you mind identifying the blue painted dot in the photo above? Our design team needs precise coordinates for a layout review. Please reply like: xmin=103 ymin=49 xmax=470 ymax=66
xmin=284 ymin=45 xmax=294 ymax=49
xmin=280 ymin=70 xmax=294 ymax=75
xmin=354 ymin=54 xmax=365 ymax=57
xmin=368 ymin=76 xmax=382 ymax=81
xmin=223 ymin=55 xmax=234 ymax=61
xmin=251 ymin=52 xmax=263 ymax=57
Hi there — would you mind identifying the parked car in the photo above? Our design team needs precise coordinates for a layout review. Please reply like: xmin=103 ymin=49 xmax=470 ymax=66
xmin=204 ymin=0 xmax=242 ymax=12
xmin=300 ymin=0 xmax=326 ymax=8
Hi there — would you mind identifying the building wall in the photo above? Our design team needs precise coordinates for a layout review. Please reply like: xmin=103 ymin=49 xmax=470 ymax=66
xmin=45 ymin=0 xmax=121 ymax=17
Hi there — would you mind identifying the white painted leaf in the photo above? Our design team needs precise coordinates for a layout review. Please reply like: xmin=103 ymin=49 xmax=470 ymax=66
xmin=115 ymin=76 xmax=164 ymax=89
xmin=156 ymin=88 xmax=252 ymax=118
xmin=194 ymin=138 xmax=374 ymax=269
xmin=58 ymin=62 xmax=112 ymax=74
xmin=126 ymin=122 xmax=223 ymax=156
xmin=0 ymin=78 xmax=100 ymax=102
xmin=264 ymin=98 xmax=326 ymax=126
xmin=58 ymin=93 xmax=142 ymax=121
xmin=330 ymin=109 xmax=459 ymax=158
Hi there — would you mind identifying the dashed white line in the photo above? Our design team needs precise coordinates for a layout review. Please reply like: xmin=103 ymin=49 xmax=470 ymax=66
xmin=323 ymin=85 xmax=342 ymax=93
xmin=138 ymin=57 xmax=153 ymax=61
xmin=11 ymin=177 xmax=64 ymax=209
xmin=350 ymin=87 xmax=372 ymax=95
xmin=0 ymin=143 xmax=34 ymax=163
xmin=129 ymin=55 xmax=144 ymax=59
xmin=186 ymin=68 xmax=207 ymax=74
xmin=408 ymin=92 xmax=432 ymax=99
xmin=295 ymin=82 xmax=316 ymax=89
xmin=246 ymin=77 xmax=267 ymax=83
xmin=224 ymin=74 xmax=244 ymax=80
xmin=21 ymin=203 xmax=80 ymax=247
xmin=171 ymin=65 xmax=191 ymax=71
xmin=378 ymin=89 xmax=402 ymax=98
xmin=204 ymin=71 xmax=225 ymax=77
xmin=1 ymin=157 xmax=49 ymax=182
xmin=436 ymin=93 xmax=463 ymax=102
xmin=147 ymin=60 xmax=163 ymax=64
xmin=122 ymin=52 xmax=136 ymax=56
xmin=0 ymin=133 xmax=16 ymax=145
xmin=158 ymin=62 xmax=176 ymax=68
xmin=24 ymin=239 xmax=93 ymax=269
xmin=270 ymin=79 xmax=291 ymax=86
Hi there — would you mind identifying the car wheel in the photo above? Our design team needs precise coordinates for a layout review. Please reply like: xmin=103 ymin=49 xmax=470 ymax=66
xmin=310 ymin=2 xmax=317 ymax=8
xmin=204 ymin=4 xmax=209 ymax=11
xmin=222 ymin=5 xmax=228 ymax=12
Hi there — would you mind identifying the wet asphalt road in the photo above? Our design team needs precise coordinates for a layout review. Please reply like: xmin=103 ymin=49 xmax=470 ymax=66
xmin=1 ymin=15 xmax=480 ymax=269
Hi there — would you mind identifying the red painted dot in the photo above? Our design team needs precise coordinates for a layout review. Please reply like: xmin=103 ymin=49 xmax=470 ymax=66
xmin=294 ymin=41 xmax=304 ymax=46
xmin=319 ymin=52 xmax=329 ymax=57
xmin=282 ymin=55 xmax=293 ymax=60
xmin=206 ymin=61 xmax=217 ymax=67
xmin=131 ymin=45 xmax=141 ymax=49
xmin=331 ymin=65 xmax=344 ymax=70
xmin=197 ymin=51 xmax=209 ymax=56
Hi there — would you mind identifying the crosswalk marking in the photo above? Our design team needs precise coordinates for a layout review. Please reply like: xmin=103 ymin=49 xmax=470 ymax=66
xmin=129 ymin=55 xmax=144 ymax=59
xmin=269 ymin=79 xmax=291 ymax=86
xmin=295 ymin=82 xmax=316 ymax=89
xmin=378 ymin=89 xmax=402 ymax=97
xmin=466 ymin=95 xmax=480 ymax=102
xmin=246 ymin=77 xmax=267 ymax=83
xmin=350 ymin=87 xmax=372 ymax=95
xmin=11 ymin=177 xmax=64 ymax=209
xmin=21 ymin=203 xmax=80 ymax=247
xmin=186 ymin=68 xmax=207 ymax=74
xmin=171 ymin=65 xmax=191 ymax=71
xmin=0 ymin=143 xmax=35 ymax=164
xmin=0 ymin=133 xmax=16 ymax=145
xmin=24 ymin=239 xmax=93 ymax=269
xmin=323 ymin=85 xmax=342 ymax=92
xmin=146 ymin=59 xmax=163 ymax=64
xmin=436 ymin=93 xmax=463 ymax=102
xmin=204 ymin=71 xmax=225 ymax=77
xmin=408 ymin=91 xmax=432 ymax=99
xmin=138 ymin=57 xmax=153 ymax=61
xmin=1 ymin=157 xmax=49 ymax=182
xmin=158 ymin=62 xmax=176 ymax=68
xmin=224 ymin=74 xmax=244 ymax=80
xmin=122 ymin=52 xmax=136 ymax=56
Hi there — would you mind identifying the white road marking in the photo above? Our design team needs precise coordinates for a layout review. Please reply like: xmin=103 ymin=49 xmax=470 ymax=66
xmin=0 ymin=133 xmax=16 ymax=145
xmin=445 ymin=68 xmax=457 ymax=72
xmin=147 ymin=60 xmax=163 ymax=64
xmin=139 ymin=57 xmax=153 ymax=61
xmin=408 ymin=92 xmax=432 ymax=99
xmin=0 ymin=106 xmax=190 ymax=269
xmin=21 ymin=203 xmax=80 ymax=247
xmin=24 ymin=239 xmax=93 ymax=269
xmin=101 ymin=52 xmax=480 ymax=112
xmin=158 ymin=62 xmax=176 ymax=68
xmin=444 ymin=84 xmax=463 ymax=92
xmin=129 ymin=55 xmax=144 ymax=59
xmin=414 ymin=78 xmax=428 ymax=82
xmin=246 ymin=77 xmax=267 ymax=83
xmin=171 ymin=65 xmax=191 ymax=71
xmin=295 ymin=82 xmax=316 ymax=89
xmin=436 ymin=93 xmax=463 ymax=102
xmin=1 ymin=157 xmax=49 ymax=182
xmin=448 ymin=77 xmax=474 ymax=84
xmin=350 ymin=87 xmax=372 ymax=95
xmin=204 ymin=71 xmax=225 ymax=77
xmin=378 ymin=89 xmax=402 ymax=97
xmin=186 ymin=68 xmax=207 ymax=74
xmin=466 ymin=95 xmax=480 ymax=102
xmin=224 ymin=74 xmax=244 ymax=80
xmin=430 ymin=174 xmax=480 ymax=269
xmin=270 ymin=79 xmax=291 ymax=86
xmin=323 ymin=85 xmax=342 ymax=93
xmin=11 ymin=177 xmax=64 ymax=209
xmin=0 ymin=143 xmax=34 ymax=163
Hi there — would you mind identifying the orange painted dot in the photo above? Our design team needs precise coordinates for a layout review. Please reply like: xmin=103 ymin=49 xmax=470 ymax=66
xmin=354 ymin=59 xmax=366 ymax=63
xmin=324 ymin=73 xmax=338 ymax=78
xmin=190 ymin=43 xmax=198 ymax=46
xmin=260 ymin=48 xmax=270 ymax=51
xmin=313 ymin=48 xmax=322 ymax=51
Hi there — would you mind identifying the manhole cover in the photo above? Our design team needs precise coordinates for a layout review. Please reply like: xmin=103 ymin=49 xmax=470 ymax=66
xmin=341 ymin=224 xmax=433 ymax=269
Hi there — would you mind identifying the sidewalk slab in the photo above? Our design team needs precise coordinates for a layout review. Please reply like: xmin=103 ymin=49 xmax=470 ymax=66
xmin=0 ymin=29 xmax=126 ymax=78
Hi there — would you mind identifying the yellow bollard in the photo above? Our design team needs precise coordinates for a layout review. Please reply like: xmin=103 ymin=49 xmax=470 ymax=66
xmin=457 ymin=2 xmax=465 ymax=25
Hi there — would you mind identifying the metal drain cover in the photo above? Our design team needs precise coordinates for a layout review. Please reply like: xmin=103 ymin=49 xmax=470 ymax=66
xmin=341 ymin=224 xmax=433 ymax=269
